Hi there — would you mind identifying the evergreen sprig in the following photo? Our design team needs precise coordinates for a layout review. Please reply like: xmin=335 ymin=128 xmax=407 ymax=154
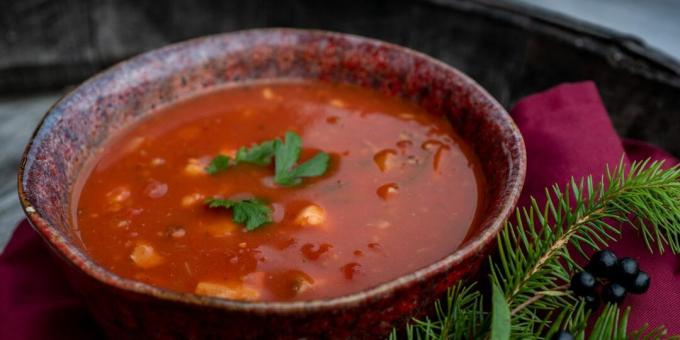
xmin=393 ymin=159 xmax=680 ymax=339
xmin=587 ymin=304 xmax=672 ymax=340
xmin=389 ymin=283 xmax=487 ymax=340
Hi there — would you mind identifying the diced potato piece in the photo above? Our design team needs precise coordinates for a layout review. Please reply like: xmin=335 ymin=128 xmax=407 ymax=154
xmin=329 ymin=99 xmax=345 ymax=108
xmin=107 ymin=186 xmax=131 ymax=203
xmin=195 ymin=281 xmax=260 ymax=301
xmin=106 ymin=186 xmax=131 ymax=212
xmin=169 ymin=226 xmax=186 ymax=239
xmin=181 ymin=193 xmax=205 ymax=207
xmin=130 ymin=243 xmax=164 ymax=268
xmin=261 ymin=87 xmax=275 ymax=100
xmin=271 ymin=202 xmax=285 ymax=223
xmin=295 ymin=205 xmax=326 ymax=227
xmin=205 ymin=221 xmax=238 ymax=237
xmin=144 ymin=180 xmax=168 ymax=199
xmin=184 ymin=158 xmax=207 ymax=176
xmin=151 ymin=158 xmax=166 ymax=166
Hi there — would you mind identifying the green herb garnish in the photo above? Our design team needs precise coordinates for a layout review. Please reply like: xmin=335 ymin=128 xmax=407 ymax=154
xmin=205 ymin=155 xmax=231 ymax=174
xmin=205 ymin=131 xmax=330 ymax=186
xmin=203 ymin=132 xmax=328 ymax=230
xmin=205 ymin=197 xmax=272 ymax=231
xmin=235 ymin=140 xmax=277 ymax=166
xmin=206 ymin=140 xmax=277 ymax=175
xmin=273 ymin=131 xmax=330 ymax=186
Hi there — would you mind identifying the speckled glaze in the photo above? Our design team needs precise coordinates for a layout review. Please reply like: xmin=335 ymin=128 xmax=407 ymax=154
xmin=18 ymin=29 xmax=526 ymax=339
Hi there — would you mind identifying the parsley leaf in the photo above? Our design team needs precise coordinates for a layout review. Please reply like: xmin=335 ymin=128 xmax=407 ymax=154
xmin=206 ymin=131 xmax=329 ymax=185
xmin=231 ymin=199 xmax=272 ymax=231
xmin=275 ymin=152 xmax=330 ymax=186
xmin=205 ymin=197 xmax=272 ymax=231
xmin=205 ymin=155 xmax=231 ymax=174
xmin=205 ymin=197 xmax=236 ymax=209
xmin=206 ymin=140 xmax=276 ymax=175
xmin=274 ymin=131 xmax=302 ymax=178
xmin=235 ymin=140 xmax=277 ymax=166
xmin=274 ymin=132 xmax=330 ymax=186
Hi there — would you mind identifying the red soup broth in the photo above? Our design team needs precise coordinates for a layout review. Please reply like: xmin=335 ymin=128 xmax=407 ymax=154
xmin=73 ymin=81 xmax=486 ymax=302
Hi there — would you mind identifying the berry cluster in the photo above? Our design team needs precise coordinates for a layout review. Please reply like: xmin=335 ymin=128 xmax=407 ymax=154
xmin=551 ymin=250 xmax=651 ymax=340
xmin=570 ymin=249 xmax=650 ymax=308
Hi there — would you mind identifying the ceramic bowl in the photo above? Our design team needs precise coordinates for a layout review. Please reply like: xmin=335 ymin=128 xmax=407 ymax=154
xmin=18 ymin=29 xmax=525 ymax=338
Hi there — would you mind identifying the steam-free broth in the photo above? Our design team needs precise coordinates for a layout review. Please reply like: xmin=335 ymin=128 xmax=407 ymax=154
xmin=74 ymin=81 xmax=485 ymax=301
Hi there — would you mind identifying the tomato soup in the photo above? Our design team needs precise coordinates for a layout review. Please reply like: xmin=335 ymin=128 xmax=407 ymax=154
xmin=73 ymin=81 xmax=485 ymax=301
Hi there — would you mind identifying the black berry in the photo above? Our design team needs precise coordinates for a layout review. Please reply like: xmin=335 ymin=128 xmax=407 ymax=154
xmin=627 ymin=271 xmax=650 ymax=294
xmin=615 ymin=257 xmax=639 ymax=283
xmin=570 ymin=271 xmax=596 ymax=296
xmin=602 ymin=282 xmax=627 ymax=304
xmin=583 ymin=292 xmax=600 ymax=310
xmin=587 ymin=250 xmax=617 ymax=278
xmin=551 ymin=330 xmax=575 ymax=340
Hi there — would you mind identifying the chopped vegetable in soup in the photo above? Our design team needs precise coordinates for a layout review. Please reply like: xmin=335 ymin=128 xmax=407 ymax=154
xmin=73 ymin=81 xmax=486 ymax=301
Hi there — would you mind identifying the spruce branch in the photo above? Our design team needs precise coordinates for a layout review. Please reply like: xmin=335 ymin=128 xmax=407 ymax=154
xmin=389 ymin=282 xmax=487 ymax=340
xmin=585 ymin=304 xmax=678 ymax=340
xmin=394 ymin=159 xmax=680 ymax=339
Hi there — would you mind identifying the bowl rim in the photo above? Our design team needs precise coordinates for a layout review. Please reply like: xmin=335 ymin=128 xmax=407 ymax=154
xmin=17 ymin=28 xmax=526 ymax=313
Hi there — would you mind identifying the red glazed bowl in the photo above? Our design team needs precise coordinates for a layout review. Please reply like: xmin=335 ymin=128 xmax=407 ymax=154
xmin=18 ymin=29 xmax=525 ymax=338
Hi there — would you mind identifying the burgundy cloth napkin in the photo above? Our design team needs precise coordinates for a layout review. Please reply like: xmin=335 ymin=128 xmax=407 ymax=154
xmin=512 ymin=81 xmax=679 ymax=334
xmin=0 ymin=81 xmax=677 ymax=338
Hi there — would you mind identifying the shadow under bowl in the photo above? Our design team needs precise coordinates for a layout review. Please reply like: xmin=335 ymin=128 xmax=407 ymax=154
xmin=18 ymin=28 xmax=526 ymax=338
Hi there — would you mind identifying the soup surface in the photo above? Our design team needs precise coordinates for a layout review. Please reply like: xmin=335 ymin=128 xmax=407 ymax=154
xmin=74 ymin=81 xmax=485 ymax=301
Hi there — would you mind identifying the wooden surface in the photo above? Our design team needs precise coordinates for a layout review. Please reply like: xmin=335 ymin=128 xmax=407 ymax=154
xmin=1 ymin=0 xmax=679 ymax=250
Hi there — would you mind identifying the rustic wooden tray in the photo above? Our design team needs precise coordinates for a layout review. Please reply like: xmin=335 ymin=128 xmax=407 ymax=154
xmin=1 ymin=0 xmax=678 ymax=155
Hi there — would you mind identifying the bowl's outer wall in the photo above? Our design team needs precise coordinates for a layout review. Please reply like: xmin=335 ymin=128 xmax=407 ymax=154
xmin=20 ymin=30 xmax=525 ymax=338
xmin=67 ymin=248 xmax=486 ymax=338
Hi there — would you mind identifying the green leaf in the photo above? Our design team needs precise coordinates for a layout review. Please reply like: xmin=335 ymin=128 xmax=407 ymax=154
xmin=235 ymin=140 xmax=277 ymax=166
xmin=290 ymin=152 xmax=330 ymax=178
xmin=206 ymin=131 xmax=330 ymax=186
xmin=205 ymin=197 xmax=236 ymax=209
xmin=232 ymin=199 xmax=273 ymax=231
xmin=205 ymin=197 xmax=272 ymax=231
xmin=274 ymin=131 xmax=302 ymax=179
xmin=205 ymin=155 xmax=231 ymax=174
xmin=274 ymin=131 xmax=330 ymax=186
xmin=490 ymin=282 xmax=511 ymax=340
